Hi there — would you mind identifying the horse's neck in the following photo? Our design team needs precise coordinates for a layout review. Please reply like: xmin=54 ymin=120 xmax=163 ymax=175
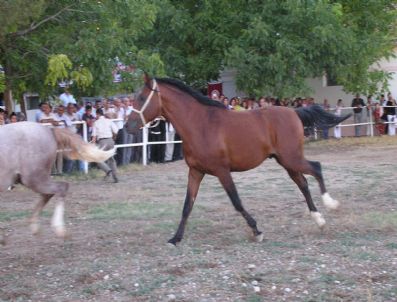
xmin=161 ymin=93 xmax=206 ymax=138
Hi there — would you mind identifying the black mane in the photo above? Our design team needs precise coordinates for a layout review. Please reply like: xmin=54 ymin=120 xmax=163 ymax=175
xmin=155 ymin=78 xmax=226 ymax=109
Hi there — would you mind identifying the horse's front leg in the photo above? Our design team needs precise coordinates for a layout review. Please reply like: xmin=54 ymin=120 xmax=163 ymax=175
xmin=217 ymin=170 xmax=263 ymax=242
xmin=168 ymin=168 xmax=204 ymax=245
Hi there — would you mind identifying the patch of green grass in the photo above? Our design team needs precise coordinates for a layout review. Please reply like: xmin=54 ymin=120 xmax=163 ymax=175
xmin=317 ymin=273 xmax=340 ymax=284
xmin=131 ymin=276 xmax=174 ymax=297
xmin=352 ymin=251 xmax=380 ymax=261
xmin=0 ymin=210 xmax=50 ymax=222
xmin=86 ymin=202 xmax=178 ymax=220
xmin=299 ymin=256 xmax=315 ymax=264
xmin=385 ymin=242 xmax=397 ymax=249
xmin=0 ymin=210 xmax=31 ymax=222
xmin=336 ymin=232 xmax=380 ymax=247
xmin=362 ymin=211 xmax=397 ymax=228
xmin=243 ymin=295 xmax=262 ymax=302
xmin=265 ymin=241 xmax=302 ymax=249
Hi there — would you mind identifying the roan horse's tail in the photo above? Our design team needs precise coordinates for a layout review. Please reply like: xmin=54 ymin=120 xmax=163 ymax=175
xmin=295 ymin=104 xmax=351 ymax=128
xmin=52 ymin=128 xmax=115 ymax=162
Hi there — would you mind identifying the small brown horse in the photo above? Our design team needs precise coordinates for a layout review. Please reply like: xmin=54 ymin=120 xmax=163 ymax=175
xmin=0 ymin=122 xmax=114 ymax=238
xmin=127 ymin=75 xmax=351 ymax=245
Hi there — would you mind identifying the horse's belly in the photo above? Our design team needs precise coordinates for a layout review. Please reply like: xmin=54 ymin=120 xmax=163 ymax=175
xmin=229 ymin=155 xmax=268 ymax=172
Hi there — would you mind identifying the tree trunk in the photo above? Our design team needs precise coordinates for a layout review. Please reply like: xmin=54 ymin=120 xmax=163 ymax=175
xmin=20 ymin=94 xmax=27 ymax=117
xmin=4 ymin=87 xmax=13 ymax=113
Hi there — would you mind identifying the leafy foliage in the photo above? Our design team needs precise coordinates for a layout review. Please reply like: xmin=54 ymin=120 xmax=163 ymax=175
xmin=0 ymin=72 xmax=4 ymax=93
xmin=0 ymin=0 xmax=396 ymax=106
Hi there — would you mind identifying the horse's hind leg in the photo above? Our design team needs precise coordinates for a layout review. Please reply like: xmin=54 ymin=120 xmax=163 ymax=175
xmin=217 ymin=171 xmax=263 ymax=242
xmin=307 ymin=160 xmax=339 ymax=210
xmin=286 ymin=170 xmax=326 ymax=228
xmin=23 ymin=177 xmax=69 ymax=238
xmin=30 ymin=194 xmax=54 ymax=234
xmin=168 ymin=168 xmax=204 ymax=245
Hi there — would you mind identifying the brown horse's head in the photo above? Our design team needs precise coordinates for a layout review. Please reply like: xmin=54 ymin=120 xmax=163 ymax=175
xmin=126 ymin=73 xmax=162 ymax=134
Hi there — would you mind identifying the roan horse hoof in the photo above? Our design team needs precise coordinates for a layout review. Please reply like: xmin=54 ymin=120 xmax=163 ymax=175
xmin=254 ymin=233 xmax=264 ymax=243
xmin=54 ymin=227 xmax=68 ymax=239
xmin=30 ymin=222 xmax=40 ymax=235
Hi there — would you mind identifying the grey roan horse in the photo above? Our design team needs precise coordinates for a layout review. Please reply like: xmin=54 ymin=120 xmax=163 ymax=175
xmin=0 ymin=122 xmax=114 ymax=239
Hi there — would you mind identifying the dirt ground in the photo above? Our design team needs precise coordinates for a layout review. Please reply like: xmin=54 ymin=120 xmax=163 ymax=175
xmin=1 ymin=137 xmax=396 ymax=302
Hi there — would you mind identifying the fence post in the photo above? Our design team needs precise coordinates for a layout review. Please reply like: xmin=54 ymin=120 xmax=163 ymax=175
xmin=369 ymin=109 xmax=374 ymax=137
xmin=142 ymin=126 xmax=148 ymax=166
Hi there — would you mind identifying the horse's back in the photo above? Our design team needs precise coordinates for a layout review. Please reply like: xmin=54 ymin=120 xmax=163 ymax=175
xmin=0 ymin=122 xmax=57 ymax=190
xmin=0 ymin=122 xmax=56 ymax=149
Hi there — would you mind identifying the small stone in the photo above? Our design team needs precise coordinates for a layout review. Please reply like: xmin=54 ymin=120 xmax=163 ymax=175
xmin=303 ymin=290 xmax=308 ymax=295
xmin=103 ymin=275 xmax=109 ymax=280
xmin=271 ymin=285 xmax=277 ymax=290
xmin=251 ymin=280 xmax=258 ymax=286
xmin=242 ymin=283 xmax=247 ymax=287
xmin=247 ymin=264 xmax=256 ymax=270
xmin=284 ymin=288 xmax=292 ymax=293
xmin=134 ymin=283 xmax=139 ymax=287
xmin=253 ymin=286 xmax=261 ymax=293
xmin=167 ymin=294 xmax=176 ymax=301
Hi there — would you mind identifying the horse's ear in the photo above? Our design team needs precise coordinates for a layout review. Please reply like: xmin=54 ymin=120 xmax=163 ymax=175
xmin=143 ymin=72 xmax=151 ymax=85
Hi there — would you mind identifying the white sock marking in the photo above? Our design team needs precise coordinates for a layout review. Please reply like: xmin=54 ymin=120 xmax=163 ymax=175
xmin=51 ymin=202 xmax=65 ymax=237
xmin=311 ymin=211 xmax=326 ymax=228
xmin=322 ymin=192 xmax=340 ymax=210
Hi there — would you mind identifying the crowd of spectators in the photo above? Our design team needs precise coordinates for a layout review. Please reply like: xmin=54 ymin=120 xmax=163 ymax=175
xmin=210 ymin=91 xmax=397 ymax=138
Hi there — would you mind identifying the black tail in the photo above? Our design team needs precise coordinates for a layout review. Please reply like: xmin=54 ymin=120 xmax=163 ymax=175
xmin=295 ymin=104 xmax=351 ymax=128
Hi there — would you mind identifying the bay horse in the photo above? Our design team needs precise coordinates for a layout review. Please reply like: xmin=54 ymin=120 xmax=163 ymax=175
xmin=0 ymin=122 xmax=114 ymax=239
xmin=126 ymin=75 xmax=351 ymax=245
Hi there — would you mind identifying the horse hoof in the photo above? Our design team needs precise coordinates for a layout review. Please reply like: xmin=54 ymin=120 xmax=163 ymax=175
xmin=311 ymin=212 xmax=326 ymax=229
xmin=255 ymin=233 xmax=264 ymax=242
xmin=54 ymin=227 xmax=67 ymax=238
xmin=167 ymin=238 xmax=180 ymax=247
xmin=30 ymin=223 xmax=40 ymax=235
xmin=322 ymin=193 xmax=340 ymax=210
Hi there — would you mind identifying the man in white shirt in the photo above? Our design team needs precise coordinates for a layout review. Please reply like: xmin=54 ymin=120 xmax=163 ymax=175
xmin=38 ymin=103 xmax=59 ymax=127
xmin=92 ymin=108 xmax=119 ymax=182
xmin=65 ymin=103 xmax=80 ymax=133
xmin=54 ymin=105 xmax=72 ymax=128
xmin=59 ymin=88 xmax=77 ymax=107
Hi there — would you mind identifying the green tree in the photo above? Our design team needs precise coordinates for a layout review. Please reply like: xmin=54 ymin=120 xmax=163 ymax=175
xmin=0 ymin=0 xmax=162 ymax=111
xmin=225 ymin=0 xmax=397 ymax=97
xmin=143 ymin=0 xmax=396 ymax=97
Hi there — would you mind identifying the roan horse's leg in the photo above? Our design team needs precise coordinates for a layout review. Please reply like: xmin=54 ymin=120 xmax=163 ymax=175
xmin=30 ymin=194 xmax=54 ymax=234
xmin=168 ymin=168 xmax=204 ymax=245
xmin=24 ymin=177 xmax=69 ymax=238
xmin=217 ymin=170 xmax=263 ymax=242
